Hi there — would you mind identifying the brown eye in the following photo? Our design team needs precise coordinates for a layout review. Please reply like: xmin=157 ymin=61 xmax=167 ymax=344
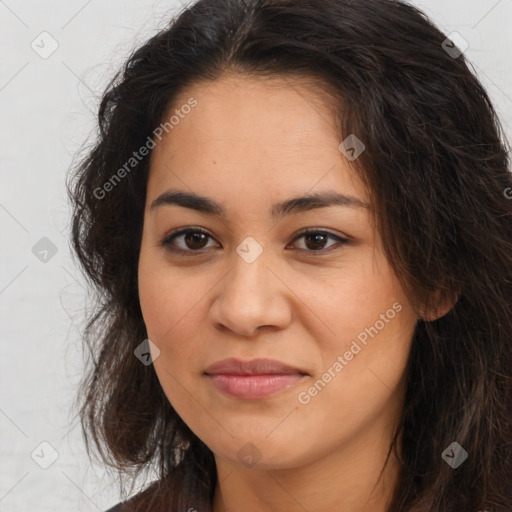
xmin=161 ymin=227 xmax=349 ymax=256
xmin=289 ymin=229 xmax=349 ymax=253
xmin=304 ymin=232 xmax=329 ymax=250
xmin=161 ymin=228 xmax=218 ymax=253
xmin=183 ymin=231 xmax=209 ymax=250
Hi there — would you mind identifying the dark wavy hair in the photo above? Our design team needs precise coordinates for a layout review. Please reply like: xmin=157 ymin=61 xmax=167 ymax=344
xmin=67 ymin=0 xmax=512 ymax=510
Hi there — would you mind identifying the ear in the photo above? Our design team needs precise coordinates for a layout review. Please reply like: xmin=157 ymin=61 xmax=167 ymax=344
xmin=418 ymin=288 xmax=460 ymax=322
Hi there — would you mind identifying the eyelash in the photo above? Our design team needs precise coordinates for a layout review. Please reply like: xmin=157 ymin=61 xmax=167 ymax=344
xmin=160 ymin=227 xmax=349 ymax=256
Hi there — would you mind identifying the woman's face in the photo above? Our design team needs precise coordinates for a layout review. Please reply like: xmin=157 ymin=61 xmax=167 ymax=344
xmin=138 ymin=73 xmax=418 ymax=471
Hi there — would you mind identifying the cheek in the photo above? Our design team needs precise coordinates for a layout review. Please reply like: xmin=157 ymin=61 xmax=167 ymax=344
xmin=304 ymin=253 xmax=407 ymax=348
xmin=300 ymin=254 xmax=416 ymax=402
xmin=138 ymin=250 xmax=197 ymax=340
xmin=138 ymin=266 xmax=169 ymax=340
xmin=137 ymin=257 xmax=213 ymax=380
xmin=291 ymin=300 xmax=414 ymax=463
xmin=137 ymin=260 xmax=206 ymax=412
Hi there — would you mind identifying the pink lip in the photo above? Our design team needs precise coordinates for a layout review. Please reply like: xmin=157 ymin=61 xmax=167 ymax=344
xmin=204 ymin=358 xmax=308 ymax=399
xmin=205 ymin=357 xmax=307 ymax=375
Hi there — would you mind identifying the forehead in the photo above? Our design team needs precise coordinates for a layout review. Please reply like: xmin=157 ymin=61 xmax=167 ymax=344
xmin=147 ymin=72 xmax=368 ymax=207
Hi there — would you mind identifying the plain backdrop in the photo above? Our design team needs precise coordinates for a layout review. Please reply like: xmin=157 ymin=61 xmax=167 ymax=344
xmin=1 ymin=0 xmax=511 ymax=510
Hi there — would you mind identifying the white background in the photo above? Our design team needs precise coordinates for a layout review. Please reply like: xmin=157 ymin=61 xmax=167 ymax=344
xmin=1 ymin=1 xmax=511 ymax=510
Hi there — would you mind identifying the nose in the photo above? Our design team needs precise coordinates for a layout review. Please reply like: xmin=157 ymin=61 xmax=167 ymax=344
xmin=209 ymin=246 xmax=293 ymax=338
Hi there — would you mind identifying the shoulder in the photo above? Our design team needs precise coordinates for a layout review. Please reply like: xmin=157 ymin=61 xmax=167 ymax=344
xmin=104 ymin=495 xmax=145 ymax=512
xmin=103 ymin=477 xmax=210 ymax=512
xmin=104 ymin=503 xmax=124 ymax=512
xmin=103 ymin=479 xmax=164 ymax=512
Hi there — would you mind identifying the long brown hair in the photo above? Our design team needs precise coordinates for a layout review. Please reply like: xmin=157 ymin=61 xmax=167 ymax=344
xmin=67 ymin=0 xmax=512 ymax=510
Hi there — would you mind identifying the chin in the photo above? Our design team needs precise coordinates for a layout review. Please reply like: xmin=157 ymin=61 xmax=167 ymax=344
xmin=204 ymin=429 xmax=313 ymax=471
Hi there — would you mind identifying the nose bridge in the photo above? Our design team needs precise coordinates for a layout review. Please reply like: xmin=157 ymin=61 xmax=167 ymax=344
xmin=227 ymin=235 xmax=273 ymax=307
xmin=210 ymin=235 xmax=291 ymax=336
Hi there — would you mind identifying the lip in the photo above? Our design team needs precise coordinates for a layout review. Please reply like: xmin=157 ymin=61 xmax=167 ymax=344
xmin=204 ymin=358 xmax=308 ymax=399
xmin=205 ymin=357 xmax=308 ymax=376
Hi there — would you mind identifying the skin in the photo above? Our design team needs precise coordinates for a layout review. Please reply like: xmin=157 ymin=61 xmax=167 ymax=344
xmin=137 ymin=72 xmax=431 ymax=511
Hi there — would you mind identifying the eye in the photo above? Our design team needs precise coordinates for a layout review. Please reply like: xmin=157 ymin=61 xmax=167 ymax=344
xmin=160 ymin=227 xmax=219 ymax=254
xmin=160 ymin=227 xmax=349 ymax=255
xmin=287 ymin=228 xmax=349 ymax=253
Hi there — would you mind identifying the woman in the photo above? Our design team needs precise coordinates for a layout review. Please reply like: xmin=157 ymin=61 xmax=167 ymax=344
xmin=67 ymin=0 xmax=512 ymax=510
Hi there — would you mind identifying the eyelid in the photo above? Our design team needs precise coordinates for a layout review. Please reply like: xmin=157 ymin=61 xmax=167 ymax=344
xmin=291 ymin=227 xmax=350 ymax=243
xmin=160 ymin=226 xmax=350 ymax=254
xmin=160 ymin=226 xmax=219 ymax=250
xmin=287 ymin=228 xmax=350 ymax=254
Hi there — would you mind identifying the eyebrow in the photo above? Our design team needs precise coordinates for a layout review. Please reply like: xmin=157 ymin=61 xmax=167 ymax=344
xmin=150 ymin=189 xmax=370 ymax=221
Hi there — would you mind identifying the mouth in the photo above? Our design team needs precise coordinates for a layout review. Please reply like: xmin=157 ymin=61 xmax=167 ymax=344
xmin=204 ymin=358 xmax=309 ymax=400
xmin=204 ymin=357 xmax=309 ymax=376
